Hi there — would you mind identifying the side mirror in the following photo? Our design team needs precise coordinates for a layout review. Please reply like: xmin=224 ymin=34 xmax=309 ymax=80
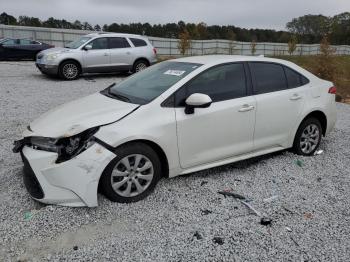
xmin=84 ymin=44 xmax=92 ymax=51
xmin=185 ymin=93 xmax=212 ymax=114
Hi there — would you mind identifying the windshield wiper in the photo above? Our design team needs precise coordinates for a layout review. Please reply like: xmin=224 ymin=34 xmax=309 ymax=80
xmin=106 ymin=88 xmax=131 ymax=102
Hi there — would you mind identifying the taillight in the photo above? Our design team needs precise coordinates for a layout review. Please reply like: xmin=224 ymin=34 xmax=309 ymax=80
xmin=153 ymin=48 xmax=157 ymax=55
xmin=328 ymin=86 xmax=336 ymax=94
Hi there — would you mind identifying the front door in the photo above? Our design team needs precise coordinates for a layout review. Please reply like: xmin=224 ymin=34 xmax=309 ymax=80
xmin=175 ymin=63 xmax=256 ymax=169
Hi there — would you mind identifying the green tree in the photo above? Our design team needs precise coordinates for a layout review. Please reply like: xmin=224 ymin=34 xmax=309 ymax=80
xmin=0 ymin=12 xmax=17 ymax=25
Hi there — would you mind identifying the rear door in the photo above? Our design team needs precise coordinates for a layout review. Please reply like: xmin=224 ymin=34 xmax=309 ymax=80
xmin=175 ymin=63 xmax=256 ymax=169
xmin=18 ymin=39 xmax=36 ymax=59
xmin=82 ymin=37 xmax=110 ymax=72
xmin=249 ymin=62 xmax=307 ymax=150
xmin=108 ymin=37 xmax=134 ymax=70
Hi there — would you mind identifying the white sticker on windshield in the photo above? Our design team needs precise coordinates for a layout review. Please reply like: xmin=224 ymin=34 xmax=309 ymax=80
xmin=164 ymin=70 xmax=186 ymax=76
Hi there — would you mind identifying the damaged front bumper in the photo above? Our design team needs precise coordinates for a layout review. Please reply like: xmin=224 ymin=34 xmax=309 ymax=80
xmin=17 ymin=142 xmax=116 ymax=207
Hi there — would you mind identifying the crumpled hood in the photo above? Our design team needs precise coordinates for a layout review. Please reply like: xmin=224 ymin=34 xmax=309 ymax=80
xmin=27 ymin=93 xmax=139 ymax=138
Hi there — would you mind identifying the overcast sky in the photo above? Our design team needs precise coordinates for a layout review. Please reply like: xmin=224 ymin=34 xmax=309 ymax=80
xmin=1 ymin=0 xmax=349 ymax=30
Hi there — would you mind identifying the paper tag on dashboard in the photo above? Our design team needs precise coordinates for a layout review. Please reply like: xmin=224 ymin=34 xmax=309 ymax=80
xmin=164 ymin=70 xmax=186 ymax=76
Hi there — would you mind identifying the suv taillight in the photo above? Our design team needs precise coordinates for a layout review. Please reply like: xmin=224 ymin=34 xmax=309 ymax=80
xmin=153 ymin=48 xmax=157 ymax=55
xmin=328 ymin=86 xmax=336 ymax=94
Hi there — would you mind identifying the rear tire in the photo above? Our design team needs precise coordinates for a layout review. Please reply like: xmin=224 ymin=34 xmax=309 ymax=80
xmin=58 ymin=60 xmax=80 ymax=80
xmin=293 ymin=117 xmax=322 ymax=156
xmin=100 ymin=142 xmax=161 ymax=203
xmin=132 ymin=59 xmax=149 ymax=73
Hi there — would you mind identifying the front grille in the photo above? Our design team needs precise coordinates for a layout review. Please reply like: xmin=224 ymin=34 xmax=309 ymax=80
xmin=20 ymin=152 xmax=44 ymax=199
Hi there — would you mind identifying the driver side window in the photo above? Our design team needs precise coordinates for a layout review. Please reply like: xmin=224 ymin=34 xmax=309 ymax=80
xmin=175 ymin=63 xmax=247 ymax=106
xmin=89 ymin=38 xmax=108 ymax=50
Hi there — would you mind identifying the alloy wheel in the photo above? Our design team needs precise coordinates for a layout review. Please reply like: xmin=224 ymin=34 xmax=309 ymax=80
xmin=62 ymin=63 xmax=78 ymax=79
xmin=135 ymin=62 xmax=147 ymax=72
xmin=110 ymin=154 xmax=154 ymax=197
xmin=300 ymin=123 xmax=320 ymax=154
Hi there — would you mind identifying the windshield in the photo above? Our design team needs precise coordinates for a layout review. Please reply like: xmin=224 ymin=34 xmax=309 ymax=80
xmin=65 ymin=36 xmax=91 ymax=49
xmin=106 ymin=61 xmax=202 ymax=104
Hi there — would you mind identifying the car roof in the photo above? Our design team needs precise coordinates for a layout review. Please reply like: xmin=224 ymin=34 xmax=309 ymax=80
xmin=86 ymin=32 xmax=147 ymax=39
xmin=174 ymin=55 xmax=292 ymax=65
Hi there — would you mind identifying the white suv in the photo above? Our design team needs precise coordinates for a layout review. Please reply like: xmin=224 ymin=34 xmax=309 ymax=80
xmin=35 ymin=33 xmax=157 ymax=80
xmin=14 ymin=55 xmax=337 ymax=207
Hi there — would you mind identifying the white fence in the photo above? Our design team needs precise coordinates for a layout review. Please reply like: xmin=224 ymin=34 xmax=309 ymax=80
xmin=1 ymin=24 xmax=350 ymax=56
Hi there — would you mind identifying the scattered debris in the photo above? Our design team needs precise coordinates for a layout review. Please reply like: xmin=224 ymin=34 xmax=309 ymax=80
xmin=218 ymin=191 xmax=247 ymax=200
xmin=84 ymin=77 xmax=96 ymax=82
xmin=218 ymin=190 xmax=272 ymax=226
xmin=73 ymin=246 xmax=78 ymax=251
xmin=193 ymin=231 xmax=202 ymax=240
xmin=200 ymin=209 xmax=212 ymax=215
xmin=285 ymin=226 xmax=292 ymax=232
xmin=304 ymin=212 xmax=313 ymax=219
xmin=294 ymin=159 xmax=303 ymax=167
xmin=237 ymin=199 xmax=262 ymax=217
xmin=263 ymin=195 xmax=279 ymax=203
xmin=24 ymin=211 xmax=32 ymax=221
xmin=317 ymin=177 xmax=322 ymax=182
xmin=212 ymin=237 xmax=224 ymax=245
xmin=314 ymin=149 xmax=324 ymax=155
xmin=260 ymin=217 xmax=272 ymax=226
xmin=200 ymin=181 xmax=208 ymax=186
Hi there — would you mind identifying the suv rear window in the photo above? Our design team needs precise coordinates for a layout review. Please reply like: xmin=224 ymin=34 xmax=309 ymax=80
xmin=249 ymin=62 xmax=288 ymax=94
xmin=109 ymin=37 xmax=131 ymax=49
xmin=130 ymin=38 xmax=147 ymax=47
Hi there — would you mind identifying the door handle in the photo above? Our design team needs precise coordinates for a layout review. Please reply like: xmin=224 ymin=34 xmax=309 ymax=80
xmin=126 ymin=51 xmax=131 ymax=55
xmin=290 ymin=94 xmax=302 ymax=100
xmin=103 ymin=53 xmax=109 ymax=56
xmin=238 ymin=104 xmax=255 ymax=112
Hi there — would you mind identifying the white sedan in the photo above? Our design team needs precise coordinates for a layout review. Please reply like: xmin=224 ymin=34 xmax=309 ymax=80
xmin=13 ymin=55 xmax=337 ymax=207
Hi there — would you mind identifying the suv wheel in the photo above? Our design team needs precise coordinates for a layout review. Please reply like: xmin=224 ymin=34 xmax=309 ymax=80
xmin=133 ymin=60 xmax=148 ymax=73
xmin=293 ymin=117 xmax=322 ymax=156
xmin=100 ymin=142 xmax=161 ymax=203
xmin=59 ymin=61 xmax=80 ymax=80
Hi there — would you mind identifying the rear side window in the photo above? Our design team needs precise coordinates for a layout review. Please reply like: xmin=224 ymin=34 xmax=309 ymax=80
xmin=109 ymin=37 xmax=131 ymax=49
xmin=19 ymin=39 xmax=32 ymax=45
xmin=284 ymin=66 xmax=309 ymax=88
xmin=176 ymin=63 xmax=247 ymax=105
xmin=249 ymin=62 xmax=287 ymax=94
xmin=130 ymin=38 xmax=147 ymax=47
xmin=90 ymin=38 xmax=108 ymax=49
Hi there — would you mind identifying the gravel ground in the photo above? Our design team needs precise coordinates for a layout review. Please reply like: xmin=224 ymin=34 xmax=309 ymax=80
xmin=0 ymin=62 xmax=349 ymax=262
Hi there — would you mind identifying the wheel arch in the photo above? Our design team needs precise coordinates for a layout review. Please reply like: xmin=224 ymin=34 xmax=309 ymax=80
xmin=133 ymin=57 xmax=150 ymax=67
xmin=298 ymin=110 xmax=327 ymax=136
xmin=98 ymin=139 xmax=169 ymax=188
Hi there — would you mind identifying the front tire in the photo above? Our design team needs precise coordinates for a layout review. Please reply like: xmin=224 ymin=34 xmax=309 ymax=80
xmin=58 ymin=61 xmax=80 ymax=80
xmin=100 ymin=142 xmax=161 ymax=203
xmin=293 ymin=117 xmax=322 ymax=156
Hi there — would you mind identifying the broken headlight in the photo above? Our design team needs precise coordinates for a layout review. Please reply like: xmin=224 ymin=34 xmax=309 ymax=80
xmin=30 ymin=137 xmax=59 ymax=152
xmin=28 ymin=127 xmax=99 ymax=163
xmin=55 ymin=127 xmax=99 ymax=163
